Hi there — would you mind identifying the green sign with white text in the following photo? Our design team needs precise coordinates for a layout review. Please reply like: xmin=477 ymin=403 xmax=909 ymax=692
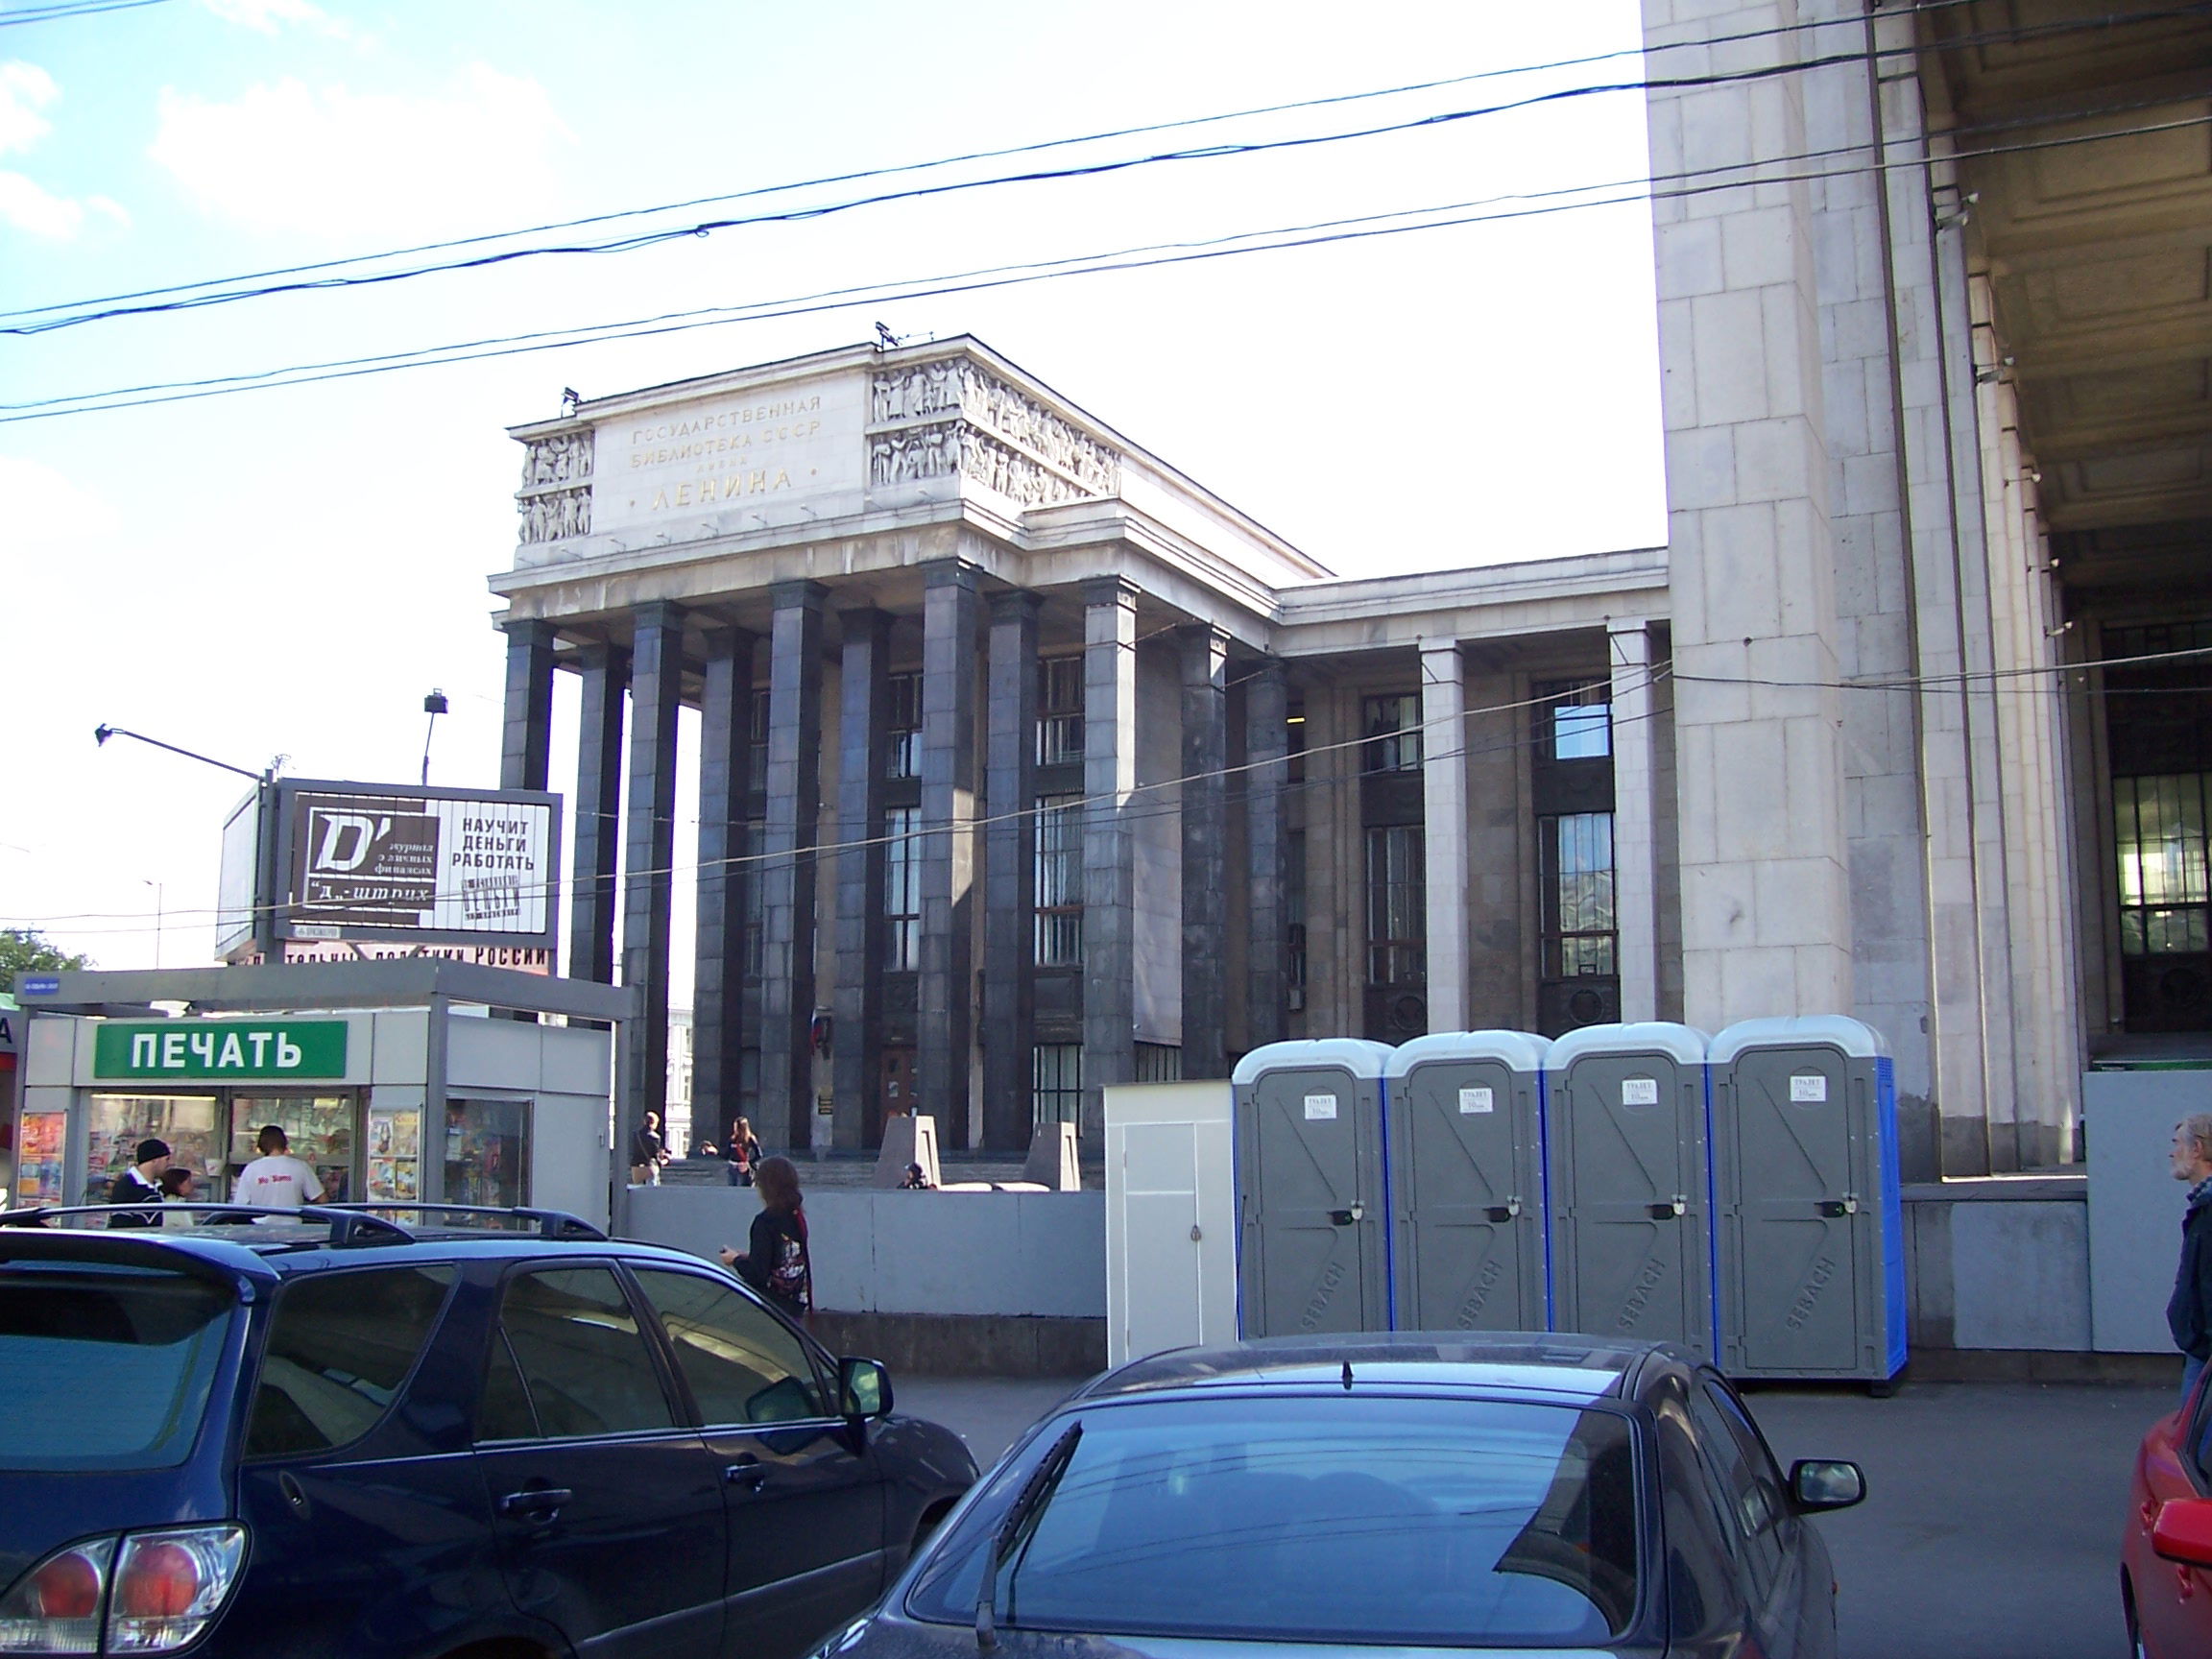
xmin=93 ymin=1021 xmax=349 ymax=1081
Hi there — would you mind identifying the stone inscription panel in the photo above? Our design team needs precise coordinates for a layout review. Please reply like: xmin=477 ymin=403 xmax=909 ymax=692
xmin=591 ymin=369 xmax=867 ymax=537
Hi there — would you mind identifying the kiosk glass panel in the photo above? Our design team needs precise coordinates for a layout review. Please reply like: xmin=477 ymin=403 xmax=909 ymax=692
xmin=88 ymin=1094 xmax=221 ymax=1200
xmin=445 ymin=1097 xmax=527 ymax=1209
xmin=231 ymin=1094 xmax=355 ymax=1202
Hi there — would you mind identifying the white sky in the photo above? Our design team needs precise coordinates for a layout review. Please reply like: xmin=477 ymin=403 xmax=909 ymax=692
xmin=0 ymin=0 xmax=1664 ymax=988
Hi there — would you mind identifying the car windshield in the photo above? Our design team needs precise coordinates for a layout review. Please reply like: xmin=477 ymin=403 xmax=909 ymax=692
xmin=0 ymin=1259 xmax=235 ymax=1471
xmin=907 ymin=1393 xmax=1641 ymax=1647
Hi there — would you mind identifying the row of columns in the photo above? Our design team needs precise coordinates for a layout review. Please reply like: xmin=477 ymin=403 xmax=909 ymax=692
xmin=498 ymin=565 xmax=1288 ymax=1150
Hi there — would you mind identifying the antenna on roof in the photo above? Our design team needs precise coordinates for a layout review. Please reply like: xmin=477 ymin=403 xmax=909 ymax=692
xmin=1341 ymin=1358 xmax=1355 ymax=1391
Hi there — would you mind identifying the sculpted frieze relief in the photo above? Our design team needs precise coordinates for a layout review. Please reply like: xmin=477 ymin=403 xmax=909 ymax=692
xmin=869 ymin=360 xmax=1119 ymax=500
xmin=519 ymin=429 xmax=594 ymax=491
xmin=519 ymin=487 xmax=592 ymax=543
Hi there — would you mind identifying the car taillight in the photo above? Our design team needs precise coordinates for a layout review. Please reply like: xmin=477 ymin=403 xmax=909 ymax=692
xmin=0 ymin=1538 xmax=113 ymax=1654
xmin=105 ymin=1528 xmax=247 ymax=1653
xmin=0 ymin=1527 xmax=246 ymax=1656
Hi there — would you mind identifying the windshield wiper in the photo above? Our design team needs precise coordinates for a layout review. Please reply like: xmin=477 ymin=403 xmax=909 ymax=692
xmin=977 ymin=1419 xmax=1083 ymax=1649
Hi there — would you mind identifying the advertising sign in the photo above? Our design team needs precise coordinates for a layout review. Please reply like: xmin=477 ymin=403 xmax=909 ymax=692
xmin=93 ymin=1019 xmax=349 ymax=1081
xmin=273 ymin=779 xmax=560 ymax=950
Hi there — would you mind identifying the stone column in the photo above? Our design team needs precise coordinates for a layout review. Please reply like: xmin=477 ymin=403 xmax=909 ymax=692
xmin=693 ymin=625 xmax=757 ymax=1142
xmin=918 ymin=562 xmax=981 ymax=1148
xmin=983 ymin=591 xmax=1041 ymax=1149
xmin=1243 ymin=658 xmax=1290 ymax=1051
xmin=1180 ymin=624 xmax=1230 ymax=1077
xmin=1609 ymin=620 xmax=1660 ymax=1023
xmin=1643 ymin=0 xmax=1853 ymax=1022
xmin=760 ymin=581 xmax=826 ymax=1151
xmin=1419 ymin=640 xmax=1469 ymax=1034
xmin=621 ymin=602 xmax=685 ymax=1134
xmin=499 ymin=618 xmax=556 ymax=792
xmin=1082 ymin=578 xmax=1140 ymax=1132
xmin=831 ymin=606 xmax=891 ymax=1152
xmin=567 ymin=643 xmax=628 ymax=988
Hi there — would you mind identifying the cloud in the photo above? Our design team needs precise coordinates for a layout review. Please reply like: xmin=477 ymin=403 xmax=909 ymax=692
xmin=0 ymin=61 xmax=58 ymax=158
xmin=198 ymin=0 xmax=351 ymax=40
xmin=149 ymin=65 xmax=570 ymax=240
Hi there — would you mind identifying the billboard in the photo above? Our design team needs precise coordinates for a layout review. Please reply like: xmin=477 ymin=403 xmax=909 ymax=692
xmin=268 ymin=780 xmax=561 ymax=951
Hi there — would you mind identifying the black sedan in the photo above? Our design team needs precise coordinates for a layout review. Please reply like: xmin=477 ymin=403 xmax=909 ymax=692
xmin=819 ymin=1332 xmax=1864 ymax=1659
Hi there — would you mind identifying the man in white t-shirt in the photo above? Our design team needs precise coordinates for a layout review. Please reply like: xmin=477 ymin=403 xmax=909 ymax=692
xmin=234 ymin=1124 xmax=326 ymax=1212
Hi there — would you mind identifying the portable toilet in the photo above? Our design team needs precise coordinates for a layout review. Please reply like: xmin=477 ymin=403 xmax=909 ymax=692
xmin=1231 ymin=1039 xmax=1396 ymax=1337
xmin=1709 ymin=1016 xmax=1907 ymax=1384
xmin=1545 ymin=1023 xmax=1717 ymax=1363
xmin=1382 ymin=1031 xmax=1551 ymax=1333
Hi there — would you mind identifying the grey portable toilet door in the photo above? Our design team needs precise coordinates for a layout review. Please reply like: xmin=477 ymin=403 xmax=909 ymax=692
xmin=1392 ymin=1057 xmax=1537 ymax=1331
xmin=1555 ymin=1050 xmax=1712 ymax=1358
xmin=1237 ymin=1066 xmax=1383 ymax=1336
xmin=1724 ymin=1045 xmax=1859 ymax=1373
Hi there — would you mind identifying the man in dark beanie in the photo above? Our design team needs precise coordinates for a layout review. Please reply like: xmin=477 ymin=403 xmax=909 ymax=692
xmin=107 ymin=1138 xmax=172 ymax=1228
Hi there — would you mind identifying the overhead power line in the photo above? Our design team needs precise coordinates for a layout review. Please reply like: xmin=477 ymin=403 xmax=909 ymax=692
xmin=0 ymin=0 xmax=170 ymax=24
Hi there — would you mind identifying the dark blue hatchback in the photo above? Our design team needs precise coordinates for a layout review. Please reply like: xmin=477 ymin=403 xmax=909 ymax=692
xmin=0 ymin=1205 xmax=978 ymax=1659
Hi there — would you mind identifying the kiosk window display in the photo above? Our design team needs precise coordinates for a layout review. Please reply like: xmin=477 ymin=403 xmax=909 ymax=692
xmin=445 ymin=1098 xmax=526 ymax=1210
xmin=229 ymin=1094 xmax=353 ymax=1202
xmin=87 ymin=1094 xmax=224 ymax=1202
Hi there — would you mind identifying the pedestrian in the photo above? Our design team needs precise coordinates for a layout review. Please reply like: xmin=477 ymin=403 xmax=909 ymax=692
xmin=159 ymin=1166 xmax=199 ymax=1230
xmin=630 ymin=1111 xmax=669 ymax=1186
xmin=106 ymin=1138 xmax=170 ymax=1228
xmin=718 ymin=1155 xmax=811 ymax=1322
xmin=235 ymin=1125 xmax=325 ymax=1212
xmin=2172 ymin=1114 xmax=2212 ymax=1405
xmin=725 ymin=1116 xmax=760 ymax=1188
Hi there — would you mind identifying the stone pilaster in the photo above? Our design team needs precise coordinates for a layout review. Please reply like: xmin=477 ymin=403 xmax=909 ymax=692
xmin=1419 ymin=640 xmax=1469 ymax=1034
xmin=498 ymin=618 xmax=556 ymax=793
xmin=568 ymin=643 xmax=628 ymax=988
xmin=1179 ymin=624 xmax=1230 ymax=1077
xmin=621 ymin=602 xmax=685 ymax=1131
xmin=831 ymin=607 xmax=892 ymax=1152
xmin=983 ymin=591 xmax=1041 ymax=1149
xmin=1242 ymin=658 xmax=1290 ymax=1051
xmin=760 ymin=581 xmax=827 ymax=1151
xmin=694 ymin=625 xmax=757 ymax=1142
xmin=918 ymin=562 xmax=981 ymax=1148
xmin=1082 ymin=577 xmax=1140 ymax=1132
xmin=1609 ymin=621 xmax=1659 ymax=1022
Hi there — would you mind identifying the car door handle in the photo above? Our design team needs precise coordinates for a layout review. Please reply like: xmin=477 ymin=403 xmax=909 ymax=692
xmin=497 ymin=1487 xmax=572 ymax=1520
xmin=725 ymin=1459 xmax=770 ymax=1493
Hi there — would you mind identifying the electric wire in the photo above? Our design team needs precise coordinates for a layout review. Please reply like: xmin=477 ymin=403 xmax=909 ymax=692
xmin=0 ymin=0 xmax=169 ymax=24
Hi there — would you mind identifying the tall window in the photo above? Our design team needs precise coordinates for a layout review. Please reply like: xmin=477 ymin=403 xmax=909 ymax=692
xmin=1363 ymin=693 xmax=1422 ymax=774
xmin=1034 ymin=795 xmax=1085 ymax=967
xmin=883 ymin=805 xmax=922 ymax=972
xmin=1365 ymin=824 xmax=1425 ymax=984
xmin=1033 ymin=1044 xmax=1083 ymax=1126
xmin=747 ymin=693 xmax=770 ymax=788
xmin=1538 ymin=679 xmax=1612 ymax=760
xmin=886 ymin=672 xmax=922 ymax=781
xmin=1135 ymin=1044 xmax=1182 ymax=1083
xmin=743 ymin=820 xmax=766 ymax=977
xmin=2116 ymin=775 xmax=2211 ymax=957
xmin=1286 ymin=830 xmax=1308 ymax=1003
xmin=1541 ymin=812 xmax=1617 ymax=976
xmin=1038 ymin=656 xmax=1085 ymax=765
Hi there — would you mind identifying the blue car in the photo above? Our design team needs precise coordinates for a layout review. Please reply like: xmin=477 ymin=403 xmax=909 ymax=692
xmin=0 ymin=1205 xmax=978 ymax=1659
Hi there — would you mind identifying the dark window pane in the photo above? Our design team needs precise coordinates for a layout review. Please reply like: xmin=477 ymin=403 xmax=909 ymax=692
xmin=494 ymin=1267 xmax=675 ymax=1438
xmin=632 ymin=1268 xmax=826 ymax=1426
xmin=476 ymin=1330 xmax=540 ymax=1442
xmin=246 ymin=1265 xmax=455 ymax=1458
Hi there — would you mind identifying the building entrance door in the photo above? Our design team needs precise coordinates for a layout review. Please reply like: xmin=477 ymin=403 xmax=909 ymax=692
xmin=875 ymin=1048 xmax=914 ymax=1147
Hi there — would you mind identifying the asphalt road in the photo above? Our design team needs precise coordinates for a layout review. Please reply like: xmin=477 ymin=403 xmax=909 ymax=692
xmin=898 ymin=1372 xmax=2175 ymax=1659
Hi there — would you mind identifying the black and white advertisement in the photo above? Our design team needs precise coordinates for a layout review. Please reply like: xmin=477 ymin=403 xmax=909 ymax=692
xmin=278 ymin=781 xmax=558 ymax=947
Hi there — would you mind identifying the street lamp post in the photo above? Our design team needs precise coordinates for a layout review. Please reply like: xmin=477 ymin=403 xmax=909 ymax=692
xmin=141 ymin=878 xmax=163 ymax=970
xmin=95 ymin=725 xmax=284 ymax=963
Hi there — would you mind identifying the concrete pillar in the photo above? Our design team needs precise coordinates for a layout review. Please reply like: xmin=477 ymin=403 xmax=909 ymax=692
xmin=760 ymin=581 xmax=826 ymax=1151
xmin=498 ymin=618 xmax=556 ymax=793
xmin=1419 ymin=640 xmax=1469 ymax=1033
xmin=831 ymin=607 xmax=891 ymax=1153
xmin=1463 ymin=665 xmax=1528 ymax=1028
xmin=1082 ymin=577 xmax=1140 ymax=1132
xmin=567 ymin=643 xmax=628 ymax=988
xmin=621 ymin=602 xmax=685 ymax=1132
xmin=1644 ymin=0 xmax=1853 ymax=1023
xmin=918 ymin=562 xmax=980 ymax=1148
xmin=1609 ymin=620 xmax=1660 ymax=1023
xmin=983 ymin=591 xmax=1041 ymax=1149
xmin=1243 ymin=658 xmax=1290 ymax=1050
xmin=1179 ymin=624 xmax=1230 ymax=1077
xmin=693 ymin=625 xmax=757 ymax=1142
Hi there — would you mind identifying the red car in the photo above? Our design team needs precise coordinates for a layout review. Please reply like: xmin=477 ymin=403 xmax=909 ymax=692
xmin=2124 ymin=1372 xmax=2212 ymax=1657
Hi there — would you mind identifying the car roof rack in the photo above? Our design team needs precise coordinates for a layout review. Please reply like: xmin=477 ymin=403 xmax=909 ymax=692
xmin=0 ymin=1203 xmax=606 ymax=1245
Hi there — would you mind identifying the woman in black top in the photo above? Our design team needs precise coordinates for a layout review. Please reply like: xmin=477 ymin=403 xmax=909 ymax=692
xmin=725 ymin=1117 xmax=760 ymax=1188
xmin=719 ymin=1155 xmax=810 ymax=1320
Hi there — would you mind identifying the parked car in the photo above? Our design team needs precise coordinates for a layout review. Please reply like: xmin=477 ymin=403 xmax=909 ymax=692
xmin=0 ymin=1203 xmax=978 ymax=1659
xmin=2122 ymin=1369 xmax=2212 ymax=1658
xmin=819 ymin=1331 xmax=1864 ymax=1659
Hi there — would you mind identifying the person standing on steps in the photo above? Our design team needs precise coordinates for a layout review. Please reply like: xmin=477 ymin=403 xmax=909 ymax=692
xmin=725 ymin=1117 xmax=760 ymax=1188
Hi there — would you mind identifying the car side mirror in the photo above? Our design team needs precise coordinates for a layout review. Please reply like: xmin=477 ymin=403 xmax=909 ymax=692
xmin=840 ymin=1356 xmax=893 ymax=1420
xmin=2153 ymin=1497 xmax=2212 ymax=1567
xmin=1790 ymin=1459 xmax=1865 ymax=1511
